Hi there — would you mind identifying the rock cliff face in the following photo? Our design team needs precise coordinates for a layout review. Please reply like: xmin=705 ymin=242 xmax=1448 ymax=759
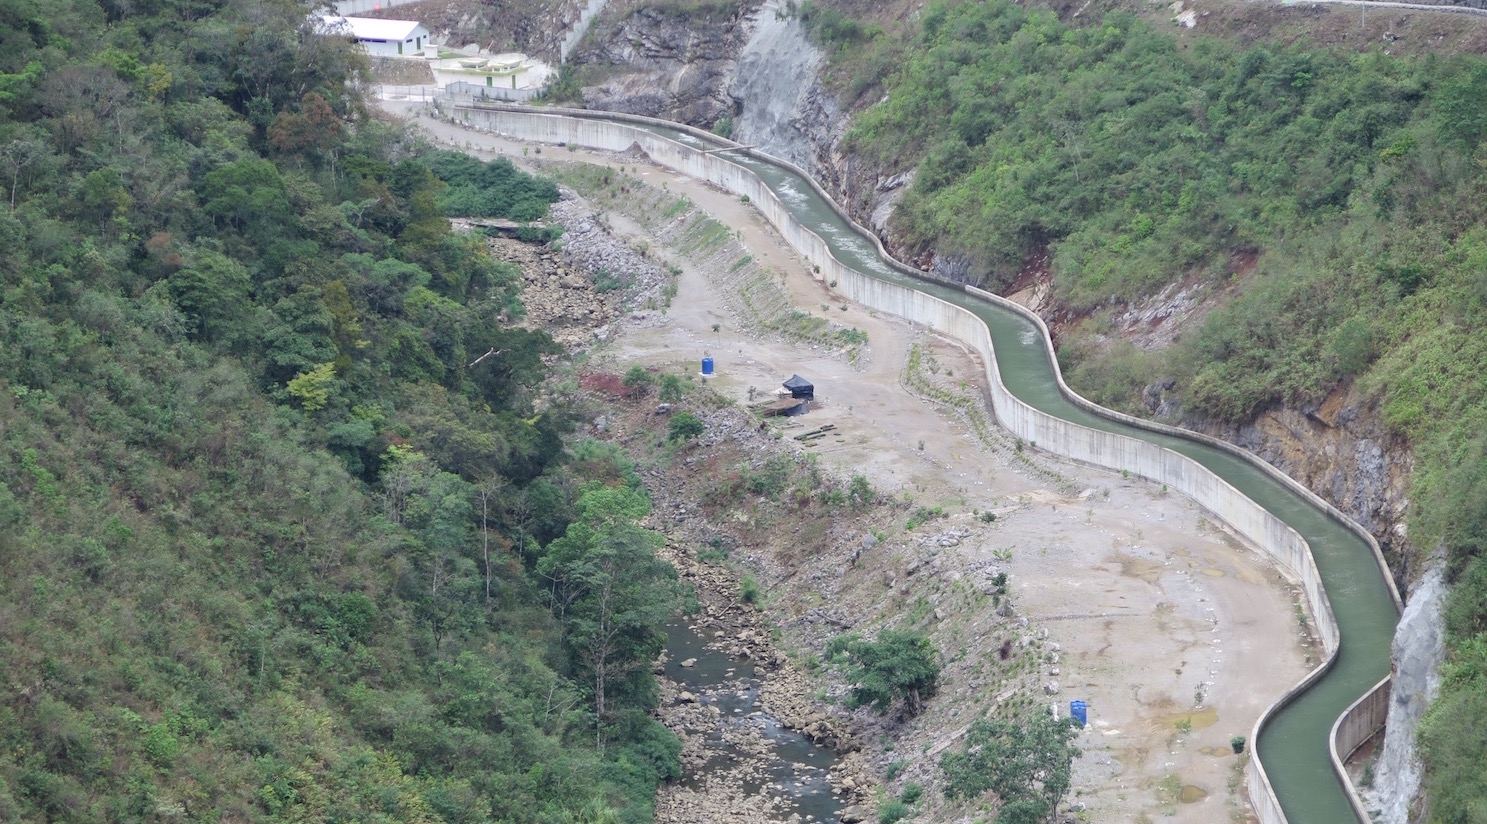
xmin=727 ymin=3 xmax=835 ymax=174
xmin=571 ymin=1 xmax=758 ymax=127
xmin=1168 ymin=385 xmax=1415 ymax=574
xmin=1366 ymin=561 xmax=1447 ymax=824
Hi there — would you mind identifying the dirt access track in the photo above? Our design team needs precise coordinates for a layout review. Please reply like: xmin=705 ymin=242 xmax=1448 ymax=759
xmin=384 ymin=100 xmax=1313 ymax=822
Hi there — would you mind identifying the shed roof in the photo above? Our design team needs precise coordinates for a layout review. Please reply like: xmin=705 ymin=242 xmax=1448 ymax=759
xmin=321 ymin=16 xmax=426 ymax=42
xmin=782 ymin=374 xmax=813 ymax=390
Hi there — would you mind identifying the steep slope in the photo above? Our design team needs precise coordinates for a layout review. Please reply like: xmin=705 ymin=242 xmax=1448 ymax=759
xmin=0 ymin=2 xmax=694 ymax=821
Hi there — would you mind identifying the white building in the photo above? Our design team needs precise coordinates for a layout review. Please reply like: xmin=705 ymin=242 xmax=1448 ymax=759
xmin=320 ymin=16 xmax=430 ymax=58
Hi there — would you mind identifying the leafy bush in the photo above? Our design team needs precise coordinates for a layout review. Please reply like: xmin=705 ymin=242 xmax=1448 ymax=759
xmin=668 ymin=411 xmax=706 ymax=442
xmin=740 ymin=576 xmax=762 ymax=606
xmin=878 ymin=799 xmax=913 ymax=823
xmin=658 ymin=374 xmax=685 ymax=402
xmin=623 ymin=365 xmax=654 ymax=398
xmin=940 ymin=713 xmax=1082 ymax=822
xmin=827 ymin=630 xmax=941 ymax=716
xmin=425 ymin=151 xmax=561 ymax=220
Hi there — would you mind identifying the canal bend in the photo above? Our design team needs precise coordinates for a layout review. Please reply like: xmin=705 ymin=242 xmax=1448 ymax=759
xmin=465 ymin=105 xmax=1402 ymax=824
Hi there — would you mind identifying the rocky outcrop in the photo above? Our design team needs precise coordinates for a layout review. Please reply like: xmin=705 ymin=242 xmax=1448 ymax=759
xmin=1366 ymin=561 xmax=1448 ymax=824
xmin=727 ymin=3 xmax=838 ymax=177
xmin=1164 ymin=385 xmax=1414 ymax=574
xmin=573 ymin=1 xmax=759 ymax=127
xmin=463 ymin=195 xmax=673 ymax=349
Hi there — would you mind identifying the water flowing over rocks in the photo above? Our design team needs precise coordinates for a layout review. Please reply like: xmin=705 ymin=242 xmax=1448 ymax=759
xmin=652 ymin=542 xmax=874 ymax=823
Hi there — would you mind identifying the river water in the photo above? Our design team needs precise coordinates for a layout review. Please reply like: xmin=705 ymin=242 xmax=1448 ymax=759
xmin=662 ymin=622 xmax=843 ymax=822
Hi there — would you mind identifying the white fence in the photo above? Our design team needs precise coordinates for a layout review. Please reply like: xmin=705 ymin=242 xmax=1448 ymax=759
xmin=441 ymin=104 xmax=1401 ymax=824
xmin=377 ymin=85 xmax=541 ymax=104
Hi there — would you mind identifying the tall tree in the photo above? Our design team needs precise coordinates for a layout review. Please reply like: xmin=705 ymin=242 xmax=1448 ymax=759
xmin=827 ymin=629 xmax=941 ymax=716
xmin=940 ymin=712 xmax=1082 ymax=823
xmin=539 ymin=486 xmax=681 ymax=747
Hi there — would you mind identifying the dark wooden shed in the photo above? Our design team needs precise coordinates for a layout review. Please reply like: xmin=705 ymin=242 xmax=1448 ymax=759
xmin=782 ymin=374 xmax=814 ymax=400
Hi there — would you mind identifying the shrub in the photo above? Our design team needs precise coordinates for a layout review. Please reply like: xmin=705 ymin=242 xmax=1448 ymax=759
xmin=826 ymin=630 xmax=941 ymax=716
xmin=623 ymin=366 xmax=653 ymax=399
xmin=658 ymin=374 xmax=684 ymax=402
xmin=668 ymin=411 xmax=705 ymax=442
xmin=739 ymin=576 xmax=761 ymax=606
xmin=878 ymin=799 xmax=912 ymax=824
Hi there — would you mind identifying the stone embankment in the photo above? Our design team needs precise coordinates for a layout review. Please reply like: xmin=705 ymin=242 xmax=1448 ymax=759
xmin=459 ymin=195 xmax=674 ymax=349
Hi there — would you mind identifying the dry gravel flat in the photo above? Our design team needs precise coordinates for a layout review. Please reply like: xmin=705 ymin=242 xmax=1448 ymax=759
xmin=386 ymin=101 xmax=1313 ymax=823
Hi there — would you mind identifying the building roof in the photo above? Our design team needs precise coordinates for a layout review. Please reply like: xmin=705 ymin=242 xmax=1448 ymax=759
xmin=320 ymin=16 xmax=426 ymax=42
xmin=782 ymin=374 xmax=813 ymax=390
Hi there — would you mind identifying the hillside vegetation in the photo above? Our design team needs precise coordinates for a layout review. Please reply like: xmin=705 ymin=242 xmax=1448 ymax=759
xmin=819 ymin=0 xmax=1487 ymax=816
xmin=0 ymin=1 xmax=688 ymax=821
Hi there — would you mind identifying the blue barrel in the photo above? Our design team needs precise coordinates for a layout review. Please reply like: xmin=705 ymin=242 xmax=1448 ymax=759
xmin=701 ymin=357 xmax=714 ymax=375
xmin=1070 ymin=700 xmax=1088 ymax=727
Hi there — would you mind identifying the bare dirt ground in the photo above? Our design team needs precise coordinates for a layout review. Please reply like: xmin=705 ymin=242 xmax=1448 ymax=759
xmin=383 ymin=100 xmax=1315 ymax=823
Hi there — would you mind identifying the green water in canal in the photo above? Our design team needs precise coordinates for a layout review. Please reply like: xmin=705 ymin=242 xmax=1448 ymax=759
xmin=534 ymin=116 xmax=1399 ymax=823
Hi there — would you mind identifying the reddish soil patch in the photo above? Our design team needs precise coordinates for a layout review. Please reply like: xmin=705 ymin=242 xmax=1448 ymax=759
xmin=1005 ymin=240 xmax=1054 ymax=297
xmin=579 ymin=371 xmax=627 ymax=398
xmin=1226 ymin=248 xmax=1261 ymax=279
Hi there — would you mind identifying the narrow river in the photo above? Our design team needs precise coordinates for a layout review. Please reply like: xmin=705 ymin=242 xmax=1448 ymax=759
xmin=661 ymin=623 xmax=843 ymax=822
xmin=457 ymin=105 xmax=1400 ymax=823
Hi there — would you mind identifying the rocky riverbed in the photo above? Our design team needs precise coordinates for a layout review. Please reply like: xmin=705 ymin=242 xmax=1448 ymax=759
xmin=653 ymin=542 xmax=877 ymax=824
xmin=457 ymin=179 xmax=880 ymax=822
xmin=458 ymin=196 xmax=675 ymax=350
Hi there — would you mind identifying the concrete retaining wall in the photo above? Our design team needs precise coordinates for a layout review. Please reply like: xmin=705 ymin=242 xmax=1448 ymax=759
xmin=1332 ymin=677 xmax=1393 ymax=817
xmin=442 ymin=103 xmax=1398 ymax=824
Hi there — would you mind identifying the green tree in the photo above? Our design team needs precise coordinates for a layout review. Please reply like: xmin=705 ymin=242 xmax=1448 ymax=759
xmin=658 ymin=373 xmax=684 ymax=402
xmin=1435 ymin=59 xmax=1487 ymax=150
xmin=667 ymin=411 xmax=705 ymax=443
xmin=199 ymin=157 xmax=291 ymax=237
xmin=940 ymin=713 xmax=1082 ymax=823
xmin=622 ymin=365 xmax=653 ymax=400
xmin=827 ymin=630 xmax=940 ymax=716
xmin=286 ymin=361 xmax=337 ymax=412
xmin=167 ymin=251 xmax=253 ymax=345
xmin=539 ymin=486 xmax=681 ymax=746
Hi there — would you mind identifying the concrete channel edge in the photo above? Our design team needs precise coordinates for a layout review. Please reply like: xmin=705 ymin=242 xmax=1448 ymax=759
xmin=433 ymin=99 xmax=1402 ymax=824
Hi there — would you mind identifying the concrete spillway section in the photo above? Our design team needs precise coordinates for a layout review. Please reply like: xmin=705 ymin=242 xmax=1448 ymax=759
xmin=442 ymin=102 xmax=1403 ymax=824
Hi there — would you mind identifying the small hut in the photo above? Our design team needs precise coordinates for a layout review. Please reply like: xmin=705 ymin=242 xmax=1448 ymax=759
xmin=782 ymin=374 xmax=814 ymax=400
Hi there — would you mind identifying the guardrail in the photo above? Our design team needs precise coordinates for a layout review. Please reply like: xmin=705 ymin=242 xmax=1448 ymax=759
xmin=428 ymin=101 xmax=1403 ymax=823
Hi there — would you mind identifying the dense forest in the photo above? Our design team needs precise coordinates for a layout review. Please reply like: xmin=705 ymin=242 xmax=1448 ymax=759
xmin=810 ymin=0 xmax=1487 ymax=816
xmin=0 ymin=1 xmax=686 ymax=821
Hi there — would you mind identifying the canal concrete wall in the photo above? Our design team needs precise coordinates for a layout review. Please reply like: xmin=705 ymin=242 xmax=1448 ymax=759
xmin=441 ymin=103 xmax=1399 ymax=824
